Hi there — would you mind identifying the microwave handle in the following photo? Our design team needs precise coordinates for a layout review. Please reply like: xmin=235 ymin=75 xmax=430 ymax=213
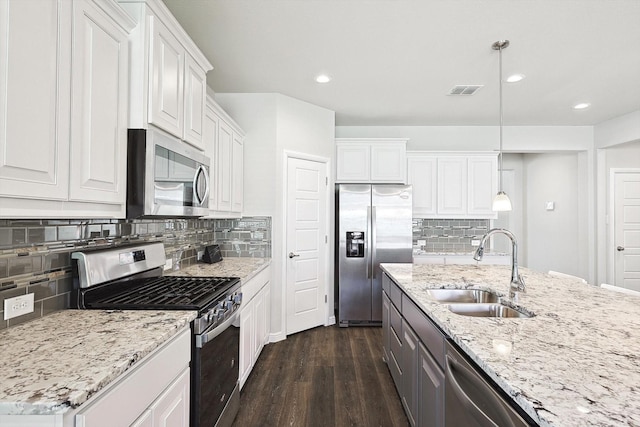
xmin=193 ymin=165 xmax=210 ymax=205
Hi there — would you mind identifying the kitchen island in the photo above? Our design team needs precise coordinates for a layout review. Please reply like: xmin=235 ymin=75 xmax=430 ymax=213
xmin=381 ymin=263 xmax=640 ymax=427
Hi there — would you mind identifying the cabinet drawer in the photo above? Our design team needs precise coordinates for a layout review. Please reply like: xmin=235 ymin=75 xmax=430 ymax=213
xmin=390 ymin=302 xmax=403 ymax=343
xmin=389 ymin=278 xmax=403 ymax=311
xmin=402 ymin=294 xmax=445 ymax=369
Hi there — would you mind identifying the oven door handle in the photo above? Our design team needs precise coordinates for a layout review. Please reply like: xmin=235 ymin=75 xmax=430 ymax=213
xmin=195 ymin=309 xmax=239 ymax=348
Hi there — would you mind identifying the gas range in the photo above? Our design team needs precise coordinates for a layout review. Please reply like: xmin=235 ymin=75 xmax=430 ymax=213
xmin=71 ymin=242 xmax=242 ymax=427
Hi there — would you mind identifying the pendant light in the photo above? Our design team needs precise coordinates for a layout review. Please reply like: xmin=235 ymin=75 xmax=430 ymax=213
xmin=492 ymin=40 xmax=512 ymax=212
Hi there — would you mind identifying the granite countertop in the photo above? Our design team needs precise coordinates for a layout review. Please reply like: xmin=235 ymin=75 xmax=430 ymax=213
xmin=167 ymin=257 xmax=270 ymax=282
xmin=380 ymin=263 xmax=640 ymax=427
xmin=0 ymin=309 xmax=196 ymax=416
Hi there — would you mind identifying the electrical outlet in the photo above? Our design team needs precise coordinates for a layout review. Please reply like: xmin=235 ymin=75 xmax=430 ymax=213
xmin=4 ymin=293 xmax=35 ymax=320
xmin=164 ymin=258 xmax=172 ymax=271
xmin=471 ymin=239 xmax=480 ymax=247
xmin=417 ymin=239 xmax=426 ymax=246
xmin=197 ymin=250 xmax=204 ymax=261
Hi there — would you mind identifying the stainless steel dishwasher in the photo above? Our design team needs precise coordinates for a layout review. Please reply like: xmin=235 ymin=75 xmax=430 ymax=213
xmin=445 ymin=341 xmax=534 ymax=427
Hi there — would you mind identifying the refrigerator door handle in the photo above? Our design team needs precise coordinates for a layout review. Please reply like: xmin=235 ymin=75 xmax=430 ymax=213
xmin=371 ymin=206 xmax=377 ymax=279
xmin=367 ymin=206 xmax=372 ymax=279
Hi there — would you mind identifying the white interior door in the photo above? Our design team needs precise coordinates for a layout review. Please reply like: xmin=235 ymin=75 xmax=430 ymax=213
xmin=613 ymin=171 xmax=640 ymax=290
xmin=286 ymin=156 xmax=328 ymax=335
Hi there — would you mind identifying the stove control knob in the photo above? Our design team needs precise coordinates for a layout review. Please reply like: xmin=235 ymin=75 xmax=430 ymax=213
xmin=205 ymin=308 xmax=216 ymax=323
xmin=233 ymin=292 xmax=243 ymax=305
xmin=224 ymin=299 xmax=233 ymax=310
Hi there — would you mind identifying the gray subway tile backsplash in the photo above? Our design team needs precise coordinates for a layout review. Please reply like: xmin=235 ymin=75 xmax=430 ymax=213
xmin=413 ymin=218 xmax=489 ymax=253
xmin=0 ymin=216 xmax=272 ymax=330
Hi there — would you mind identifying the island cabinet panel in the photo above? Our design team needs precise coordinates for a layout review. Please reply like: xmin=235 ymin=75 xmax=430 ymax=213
xmin=381 ymin=272 xmax=446 ymax=427
xmin=419 ymin=342 xmax=445 ymax=427
xmin=401 ymin=321 xmax=419 ymax=427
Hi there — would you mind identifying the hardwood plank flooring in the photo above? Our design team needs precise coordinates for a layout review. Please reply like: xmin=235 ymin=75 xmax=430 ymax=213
xmin=232 ymin=326 xmax=409 ymax=427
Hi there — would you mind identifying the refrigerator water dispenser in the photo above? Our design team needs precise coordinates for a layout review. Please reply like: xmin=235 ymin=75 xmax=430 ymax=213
xmin=346 ymin=231 xmax=365 ymax=257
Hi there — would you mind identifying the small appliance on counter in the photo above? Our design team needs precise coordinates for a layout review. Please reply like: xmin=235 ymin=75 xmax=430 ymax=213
xmin=202 ymin=244 xmax=223 ymax=264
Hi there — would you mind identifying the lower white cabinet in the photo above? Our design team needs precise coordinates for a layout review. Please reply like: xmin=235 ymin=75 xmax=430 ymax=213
xmin=73 ymin=327 xmax=191 ymax=427
xmin=239 ymin=266 xmax=271 ymax=388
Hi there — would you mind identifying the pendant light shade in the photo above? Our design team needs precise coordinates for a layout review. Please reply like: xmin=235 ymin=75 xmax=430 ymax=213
xmin=492 ymin=40 xmax=512 ymax=212
xmin=492 ymin=191 xmax=512 ymax=211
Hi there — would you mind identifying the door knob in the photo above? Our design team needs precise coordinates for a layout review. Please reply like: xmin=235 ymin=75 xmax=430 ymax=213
xmin=617 ymin=246 xmax=625 ymax=252
xmin=289 ymin=252 xmax=300 ymax=258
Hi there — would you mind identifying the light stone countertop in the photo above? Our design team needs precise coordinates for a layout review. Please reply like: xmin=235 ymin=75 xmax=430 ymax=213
xmin=0 ymin=257 xmax=270 ymax=417
xmin=167 ymin=257 xmax=271 ymax=282
xmin=0 ymin=310 xmax=196 ymax=416
xmin=380 ymin=263 xmax=640 ymax=427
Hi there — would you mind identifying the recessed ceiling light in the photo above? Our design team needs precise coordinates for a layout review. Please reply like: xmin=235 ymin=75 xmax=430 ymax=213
xmin=315 ymin=74 xmax=331 ymax=83
xmin=573 ymin=102 xmax=591 ymax=110
xmin=506 ymin=73 xmax=525 ymax=83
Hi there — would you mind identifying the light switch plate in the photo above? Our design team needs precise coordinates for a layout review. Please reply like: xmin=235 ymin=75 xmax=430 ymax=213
xmin=4 ymin=293 xmax=35 ymax=320
xmin=545 ymin=201 xmax=555 ymax=211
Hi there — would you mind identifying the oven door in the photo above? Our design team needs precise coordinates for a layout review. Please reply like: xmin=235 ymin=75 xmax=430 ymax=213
xmin=191 ymin=310 xmax=240 ymax=427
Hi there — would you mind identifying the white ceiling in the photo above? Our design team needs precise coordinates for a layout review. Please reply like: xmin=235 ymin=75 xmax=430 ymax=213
xmin=162 ymin=0 xmax=640 ymax=127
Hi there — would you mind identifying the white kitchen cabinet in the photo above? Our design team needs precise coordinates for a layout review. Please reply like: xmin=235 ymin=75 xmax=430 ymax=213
xmin=148 ymin=15 xmax=184 ymax=139
xmin=407 ymin=152 xmax=497 ymax=219
xmin=204 ymin=96 xmax=245 ymax=218
xmin=239 ymin=266 xmax=271 ymax=389
xmin=407 ymin=156 xmax=437 ymax=216
xmin=73 ymin=326 xmax=190 ymax=427
xmin=69 ymin=0 xmax=130 ymax=205
xmin=121 ymin=0 xmax=211 ymax=149
xmin=0 ymin=0 xmax=134 ymax=218
xmin=467 ymin=156 xmax=498 ymax=216
xmin=182 ymin=54 xmax=206 ymax=149
xmin=335 ymin=138 xmax=407 ymax=183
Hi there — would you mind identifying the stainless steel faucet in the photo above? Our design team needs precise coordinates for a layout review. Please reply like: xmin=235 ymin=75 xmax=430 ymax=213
xmin=473 ymin=228 xmax=526 ymax=300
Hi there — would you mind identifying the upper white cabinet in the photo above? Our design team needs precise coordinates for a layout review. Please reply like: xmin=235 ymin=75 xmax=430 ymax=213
xmin=0 ymin=0 xmax=134 ymax=218
xmin=407 ymin=152 xmax=498 ymax=219
xmin=204 ymin=96 xmax=245 ymax=218
xmin=121 ymin=0 xmax=212 ymax=150
xmin=336 ymin=138 xmax=407 ymax=183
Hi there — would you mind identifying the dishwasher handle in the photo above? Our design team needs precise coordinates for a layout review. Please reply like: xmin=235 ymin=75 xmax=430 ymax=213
xmin=445 ymin=354 xmax=517 ymax=427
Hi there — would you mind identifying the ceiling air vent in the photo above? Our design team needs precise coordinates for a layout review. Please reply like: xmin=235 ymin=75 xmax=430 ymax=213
xmin=448 ymin=85 xmax=484 ymax=96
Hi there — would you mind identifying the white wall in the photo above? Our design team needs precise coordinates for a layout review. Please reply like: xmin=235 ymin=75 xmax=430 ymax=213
xmin=522 ymin=153 xmax=582 ymax=276
xmin=215 ymin=93 xmax=335 ymax=342
xmin=594 ymin=110 xmax=640 ymax=285
xmin=594 ymin=110 xmax=640 ymax=148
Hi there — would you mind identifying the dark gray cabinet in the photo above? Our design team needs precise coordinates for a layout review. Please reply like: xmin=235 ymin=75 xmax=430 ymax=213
xmin=419 ymin=341 xmax=445 ymax=427
xmin=382 ymin=272 xmax=445 ymax=427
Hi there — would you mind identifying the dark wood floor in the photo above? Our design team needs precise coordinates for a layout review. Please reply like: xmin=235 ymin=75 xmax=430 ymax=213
xmin=231 ymin=325 xmax=409 ymax=427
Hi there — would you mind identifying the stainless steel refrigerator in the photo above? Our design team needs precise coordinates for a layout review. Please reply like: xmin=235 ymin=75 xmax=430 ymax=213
xmin=336 ymin=184 xmax=413 ymax=327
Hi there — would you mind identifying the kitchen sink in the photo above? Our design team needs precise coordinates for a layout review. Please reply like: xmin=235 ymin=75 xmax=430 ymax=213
xmin=428 ymin=289 xmax=500 ymax=304
xmin=447 ymin=303 xmax=532 ymax=318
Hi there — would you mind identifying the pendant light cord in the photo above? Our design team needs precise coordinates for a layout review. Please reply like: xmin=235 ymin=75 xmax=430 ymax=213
xmin=498 ymin=43 xmax=504 ymax=193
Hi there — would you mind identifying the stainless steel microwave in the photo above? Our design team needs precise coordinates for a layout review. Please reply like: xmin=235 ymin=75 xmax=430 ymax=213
xmin=126 ymin=127 xmax=210 ymax=218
